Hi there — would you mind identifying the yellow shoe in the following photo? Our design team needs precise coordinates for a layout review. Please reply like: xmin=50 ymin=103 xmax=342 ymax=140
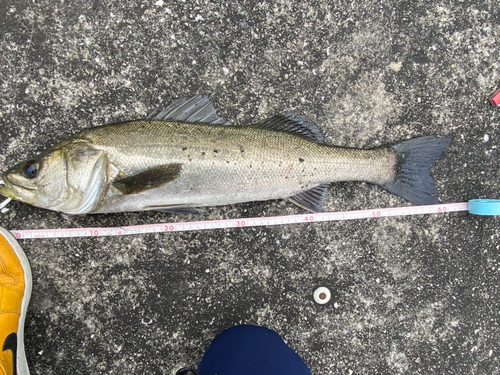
xmin=0 ymin=228 xmax=31 ymax=375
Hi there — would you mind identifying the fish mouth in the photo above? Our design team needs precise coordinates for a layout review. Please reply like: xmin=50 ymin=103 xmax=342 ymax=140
xmin=0 ymin=174 xmax=36 ymax=202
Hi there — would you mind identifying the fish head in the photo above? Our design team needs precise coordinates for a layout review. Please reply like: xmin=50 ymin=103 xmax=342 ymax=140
xmin=0 ymin=140 xmax=109 ymax=214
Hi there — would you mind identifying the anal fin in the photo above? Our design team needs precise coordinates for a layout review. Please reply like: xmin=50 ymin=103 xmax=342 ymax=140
xmin=113 ymin=164 xmax=183 ymax=195
xmin=287 ymin=184 xmax=330 ymax=212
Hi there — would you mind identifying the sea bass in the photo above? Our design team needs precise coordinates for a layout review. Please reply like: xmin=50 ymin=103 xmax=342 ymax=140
xmin=0 ymin=95 xmax=451 ymax=215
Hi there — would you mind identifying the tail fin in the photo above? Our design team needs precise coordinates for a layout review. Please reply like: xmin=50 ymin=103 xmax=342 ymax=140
xmin=379 ymin=136 xmax=451 ymax=205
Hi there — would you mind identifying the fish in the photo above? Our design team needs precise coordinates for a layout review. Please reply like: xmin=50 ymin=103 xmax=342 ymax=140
xmin=0 ymin=94 xmax=451 ymax=215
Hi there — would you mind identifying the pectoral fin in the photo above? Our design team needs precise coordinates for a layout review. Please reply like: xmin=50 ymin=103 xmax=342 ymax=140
xmin=113 ymin=164 xmax=183 ymax=195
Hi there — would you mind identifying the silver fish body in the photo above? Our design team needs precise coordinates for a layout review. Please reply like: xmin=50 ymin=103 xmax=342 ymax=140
xmin=0 ymin=95 xmax=451 ymax=214
xmin=81 ymin=120 xmax=395 ymax=213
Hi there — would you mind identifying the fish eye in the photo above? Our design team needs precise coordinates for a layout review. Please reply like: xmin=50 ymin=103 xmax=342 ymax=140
xmin=22 ymin=161 xmax=39 ymax=179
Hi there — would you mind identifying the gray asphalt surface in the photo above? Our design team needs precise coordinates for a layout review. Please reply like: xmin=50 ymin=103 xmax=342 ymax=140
xmin=1 ymin=0 xmax=499 ymax=374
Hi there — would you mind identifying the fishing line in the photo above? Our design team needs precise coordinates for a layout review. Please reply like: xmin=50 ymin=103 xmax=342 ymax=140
xmin=2 ymin=200 xmax=497 ymax=240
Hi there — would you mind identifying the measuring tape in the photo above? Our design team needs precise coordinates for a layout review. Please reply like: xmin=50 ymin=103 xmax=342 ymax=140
xmin=5 ymin=199 xmax=498 ymax=240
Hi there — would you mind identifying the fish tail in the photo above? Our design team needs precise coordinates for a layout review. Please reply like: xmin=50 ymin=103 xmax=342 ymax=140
xmin=378 ymin=136 xmax=451 ymax=205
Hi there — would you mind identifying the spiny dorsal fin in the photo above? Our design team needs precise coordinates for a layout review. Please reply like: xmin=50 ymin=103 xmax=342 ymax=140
xmin=252 ymin=112 xmax=324 ymax=143
xmin=287 ymin=183 xmax=330 ymax=212
xmin=146 ymin=94 xmax=231 ymax=125
xmin=112 ymin=164 xmax=183 ymax=195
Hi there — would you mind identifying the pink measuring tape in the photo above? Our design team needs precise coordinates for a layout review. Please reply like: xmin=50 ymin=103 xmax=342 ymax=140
xmin=8 ymin=202 xmax=480 ymax=239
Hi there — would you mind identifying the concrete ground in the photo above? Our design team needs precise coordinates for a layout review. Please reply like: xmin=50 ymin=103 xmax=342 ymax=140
xmin=1 ymin=0 xmax=499 ymax=374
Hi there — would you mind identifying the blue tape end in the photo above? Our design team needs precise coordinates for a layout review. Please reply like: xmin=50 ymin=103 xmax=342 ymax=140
xmin=468 ymin=199 xmax=500 ymax=216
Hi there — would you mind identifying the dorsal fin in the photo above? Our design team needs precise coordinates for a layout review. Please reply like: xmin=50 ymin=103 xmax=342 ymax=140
xmin=146 ymin=94 xmax=231 ymax=125
xmin=252 ymin=112 xmax=324 ymax=143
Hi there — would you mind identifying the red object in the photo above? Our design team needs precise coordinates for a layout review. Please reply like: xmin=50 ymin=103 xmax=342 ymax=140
xmin=489 ymin=88 xmax=500 ymax=106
